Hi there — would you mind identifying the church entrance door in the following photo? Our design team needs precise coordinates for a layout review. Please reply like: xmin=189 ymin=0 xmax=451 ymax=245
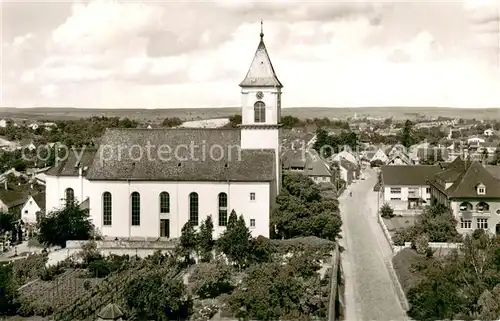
xmin=160 ymin=219 xmax=170 ymax=238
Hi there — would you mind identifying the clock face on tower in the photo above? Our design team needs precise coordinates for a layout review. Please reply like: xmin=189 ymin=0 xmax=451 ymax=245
xmin=256 ymin=91 xmax=264 ymax=100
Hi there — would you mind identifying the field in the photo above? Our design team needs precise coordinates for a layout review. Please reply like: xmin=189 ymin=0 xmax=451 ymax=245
xmin=0 ymin=106 xmax=498 ymax=122
xmin=180 ymin=118 xmax=230 ymax=128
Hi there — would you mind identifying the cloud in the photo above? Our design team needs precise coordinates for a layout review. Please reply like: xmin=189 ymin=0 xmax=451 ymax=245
xmin=1 ymin=1 xmax=500 ymax=108
xmin=40 ymin=84 xmax=59 ymax=99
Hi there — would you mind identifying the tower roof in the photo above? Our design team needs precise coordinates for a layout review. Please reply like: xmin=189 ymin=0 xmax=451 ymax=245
xmin=239 ymin=21 xmax=283 ymax=88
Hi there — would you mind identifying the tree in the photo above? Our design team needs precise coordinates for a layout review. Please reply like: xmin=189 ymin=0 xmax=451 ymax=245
xmin=380 ymin=203 xmax=395 ymax=219
xmin=394 ymin=204 xmax=461 ymax=243
xmin=407 ymin=231 xmax=500 ymax=321
xmin=162 ymin=117 xmax=183 ymax=128
xmin=225 ymin=261 xmax=328 ymax=320
xmin=188 ymin=260 xmax=234 ymax=299
xmin=125 ymin=268 xmax=191 ymax=320
xmin=247 ymin=236 xmax=275 ymax=264
xmin=0 ymin=212 xmax=14 ymax=234
xmin=198 ymin=215 xmax=214 ymax=263
xmin=491 ymin=143 xmax=500 ymax=165
xmin=482 ymin=148 xmax=489 ymax=162
xmin=179 ymin=222 xmax=198 ymax=265
xmin=37 ymin=202 xmax=94 ymax=248
xmin=281 ymin=115 xmax=302 ymax=129
xmin=17 ymin=225 xmax=23 ymax=243
xmin=10 ymin=227 xmax=17 ymax=244
xmin=0 ymin=264 xmax=19 ymax=315
xmin=217 ymin=213 xmax=252 ymax=269
xmin=227 ymin=210 xmax=238 ymax=229
xmin=399 ymin=119 xmax=416 ymax=148
xmin=272 ymin=173 xmax=342 ymax=241
xmin=227 ymin=114 xmax=242 ymax=128
xmin=313 ymin=128 xmax=333 ymax=157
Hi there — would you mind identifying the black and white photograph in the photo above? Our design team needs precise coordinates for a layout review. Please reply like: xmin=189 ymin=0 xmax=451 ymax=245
xmin=0 ymin=0 xmax=499 ymax=320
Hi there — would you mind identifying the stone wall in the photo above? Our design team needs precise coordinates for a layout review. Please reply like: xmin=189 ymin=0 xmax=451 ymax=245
xmin=46 ymin=239 xmax=178 ymax=266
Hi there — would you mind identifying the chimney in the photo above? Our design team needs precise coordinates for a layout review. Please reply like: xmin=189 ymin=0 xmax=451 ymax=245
xmin=78 ymin=167 xmax=83 ymax=177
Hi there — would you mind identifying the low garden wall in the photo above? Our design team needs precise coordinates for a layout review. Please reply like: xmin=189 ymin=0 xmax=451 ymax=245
xmin=393 ymin=242 xmax=461 ymax=255
xmin=46 ymin=239 xmax=178 ymax=266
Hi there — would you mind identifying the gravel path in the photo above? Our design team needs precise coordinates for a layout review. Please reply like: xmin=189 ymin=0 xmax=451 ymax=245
xmin=338 ymin=169 xmax=407 ymax=321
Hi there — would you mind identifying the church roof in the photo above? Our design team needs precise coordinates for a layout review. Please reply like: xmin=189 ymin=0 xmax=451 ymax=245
xmin=239 ymin=28 xmax=283 ymax=88
xmin=46 ymin=148 xmax=97 ymax=177
xmin=84 ymin=128 xmax=276 ymax=182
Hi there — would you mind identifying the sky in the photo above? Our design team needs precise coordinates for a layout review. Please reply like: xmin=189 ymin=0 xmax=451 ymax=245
xmin=1 ymin=0 xmax=499 ymax=109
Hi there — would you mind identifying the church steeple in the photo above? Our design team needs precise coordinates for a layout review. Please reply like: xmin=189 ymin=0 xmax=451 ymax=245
xmin=239 ymin=21 xmax=283 ymax=88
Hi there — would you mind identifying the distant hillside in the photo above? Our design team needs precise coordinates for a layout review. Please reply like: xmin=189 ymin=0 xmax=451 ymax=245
xmin=0 ymin=106 xmax=498 ymax=122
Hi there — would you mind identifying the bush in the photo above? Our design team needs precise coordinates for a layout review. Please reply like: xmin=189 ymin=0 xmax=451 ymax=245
xmin=87 ymin=255 xmax=128 ymax=278
xmin=38 ymin=264 xmax=65 ymax=281
xmin=380 ymin=203 xmax=395 ymax=219
xmin=412 ymin=234 xmax=429 ymax=254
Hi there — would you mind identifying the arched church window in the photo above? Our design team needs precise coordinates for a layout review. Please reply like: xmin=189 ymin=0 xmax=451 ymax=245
xmin=218 ymin=193 xmax=228 ymax=226
xmin=254 ymin=101 xmax=266 ymax=123
xmin=65 ymin=188 xmax=74 ymax=205
xmin=131 ymin=192 xmax=140 ymax=226
xmin=189 ymin=192 xmax=199 ymax=226
xmin=102 ymin=192 xmax=112 ymax=226
xmin=159 ymin=192 xmax=170 ymax=213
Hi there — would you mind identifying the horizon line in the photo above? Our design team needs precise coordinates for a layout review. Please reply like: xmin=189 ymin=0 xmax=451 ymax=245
xmin=1 ymin=106 xmax=500 ymax=110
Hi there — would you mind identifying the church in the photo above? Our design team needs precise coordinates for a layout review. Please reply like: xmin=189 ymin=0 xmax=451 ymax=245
xmin=44 ymin=26 xmax=283 ymax=239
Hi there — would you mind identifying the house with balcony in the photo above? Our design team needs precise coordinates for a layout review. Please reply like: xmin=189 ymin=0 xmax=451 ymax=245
xmin=427 ymin=157 xmax=500 ymax=235
xmin=380 ymin=165 xmax=441 ymax=211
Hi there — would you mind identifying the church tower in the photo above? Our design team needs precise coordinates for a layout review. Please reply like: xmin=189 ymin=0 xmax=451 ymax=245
xmin=239 ymin=21 xmax=282 ymax=194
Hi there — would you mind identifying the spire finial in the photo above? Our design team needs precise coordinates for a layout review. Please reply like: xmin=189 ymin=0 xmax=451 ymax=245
xmin=260 ymin=20 xmax=264 ymax=39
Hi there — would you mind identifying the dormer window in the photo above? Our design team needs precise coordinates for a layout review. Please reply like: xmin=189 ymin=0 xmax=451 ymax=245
xmin=477 ymin=183 xmax=486 ymax=195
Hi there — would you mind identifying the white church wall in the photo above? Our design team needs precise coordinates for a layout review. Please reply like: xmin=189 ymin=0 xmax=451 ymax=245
xmin=45 ymin=175 xmax=91 ymax=212
xmin=84 ymin=180 xmax=270 ymax=239
xmin=241 ymin=87 xmax=280 ymax=125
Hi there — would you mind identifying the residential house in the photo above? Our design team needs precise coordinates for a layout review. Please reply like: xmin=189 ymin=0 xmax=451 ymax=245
xmin=20 ymin=193 xmax=45 ymax=224
xmin=0 ymin=189 xmax=31 ymax=214
xmin=43 ymin=122 xmax=57 ymax=131
xmin=480 ymin=142 xmax=498 ymax=155
xmin=0 ymin=168 xmax=29 ymax=184
xmin=385 ymin=144 xmax=407 ymax=158
xmin=330 ymin=150 xmax=358 ymax=166
xmin=27 ymin=123 xmax=39 ymax=130
xmin=47 ymin=142 xmax=64 ymax=149
xmin=381 ymin=165 xmax=441 ymax=211
xmin=282 ymin=149 xmax=332 ymax=184
xmin=361 ymin=148 xmax=389 ymax=165
xmin=428 ymin=157 xmax=500 ymax=235
xmin=468 ymin=136 xmax=485 ymax=145
xmin=484 ymin=129 xmax=495 ymax=137
xmin=0 ymin=119 xmax=6 ymax=128
xmin=334 ymin=158 xmax=356 ymax=185
xmin=304 ymin=150 xmax=333 ymax=184
xmin=16 ymin=139 xmax=36 ymax=151
xmin=416 ymin=146 xmax=450 ymax=164
xmin=409 ymin=142 xmax=431 ymax=162
xmin=386 ymin=151 xmax=412 ymax=165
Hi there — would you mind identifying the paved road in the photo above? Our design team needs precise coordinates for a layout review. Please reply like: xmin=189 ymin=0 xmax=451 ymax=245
xmin=338 ymin=169 xmax=407 ymax=321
